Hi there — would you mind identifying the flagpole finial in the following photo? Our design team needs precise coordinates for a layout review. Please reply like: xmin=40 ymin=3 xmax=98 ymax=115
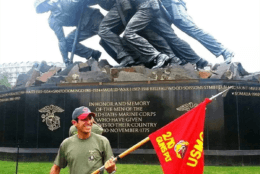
xmin=209 ymin=86 xmax=234 ymax=100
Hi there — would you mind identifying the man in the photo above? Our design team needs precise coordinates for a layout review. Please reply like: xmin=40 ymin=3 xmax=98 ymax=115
xmin=50 ymin=106 xmax=116 ymax=174
xmin=69 ymin=120 xmax=103 ymax=136
xmin=99 ymin=0 xmax=206 ymax=69
xmin=161 ymin=0 xmax=235 ymax=64
xmin=34 ymin=0 xmax=104 ymax=66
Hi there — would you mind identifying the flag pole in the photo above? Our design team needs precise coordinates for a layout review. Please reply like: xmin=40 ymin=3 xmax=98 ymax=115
xmin=209 ymin=86 xmax=233 ymax=100
xmin=91 ymin=86 xmax=234 ymax=174
xmin=16 ymin=141 xmax=19 ymax=174
xmin=69 ymin=5 xmax=85 ymax=64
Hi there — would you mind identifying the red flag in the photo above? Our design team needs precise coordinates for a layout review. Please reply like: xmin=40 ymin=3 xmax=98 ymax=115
xmin=149 ymin=98 xmax=212 ymax=174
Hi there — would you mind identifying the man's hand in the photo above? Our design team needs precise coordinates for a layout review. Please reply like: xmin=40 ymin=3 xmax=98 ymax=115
xmin=50 ymin=164 xmax=60 ymax=174
xmin=104 ymin=157 xmax=116 ymax=173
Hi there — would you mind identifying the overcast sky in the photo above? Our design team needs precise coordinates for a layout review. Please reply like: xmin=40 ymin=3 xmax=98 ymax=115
xmin=0 ymin=0 xmax=259 ymax=73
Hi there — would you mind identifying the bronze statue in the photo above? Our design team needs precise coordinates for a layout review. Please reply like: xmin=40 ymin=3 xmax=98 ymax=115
xmin=161 ymin=0 xmax=234 ymax=64
xmin=35 ymin=0 xmax=105 ymax=66
xmin=35 ymin=0 xmax=211 ymax=69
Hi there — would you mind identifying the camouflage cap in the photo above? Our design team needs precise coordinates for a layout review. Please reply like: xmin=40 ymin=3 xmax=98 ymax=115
xmin=34 ymin=0 xmax=49 ymax=13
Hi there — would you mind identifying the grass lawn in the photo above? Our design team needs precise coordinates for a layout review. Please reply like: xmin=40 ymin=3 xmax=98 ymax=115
xmin=1 ymin=161 xmax=260 ymax=174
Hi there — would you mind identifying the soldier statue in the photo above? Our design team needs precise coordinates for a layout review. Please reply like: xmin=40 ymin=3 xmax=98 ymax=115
xmin=34 ymin=0 xmax=106 ymax=66
xmin=98 ymin=0 xmax=208 ymax=69
xmin=35 ymin=0 xmax=211 ymax=69
xmin=161 ymin=0 xmax=235 ymax=64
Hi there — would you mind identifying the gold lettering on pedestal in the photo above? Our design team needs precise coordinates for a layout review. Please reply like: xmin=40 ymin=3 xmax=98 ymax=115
xmin=0 ymin=85 xmax=256 ymax=99
xmin=232 ymin=91 xmax=260 ymax=97
xmin=1 ymin=85 xmax=260 ymax=100
xmin=0 ymin=97 xmax=20 ymax=103
xmin=92 ymin=101 xmax=157 ymax=133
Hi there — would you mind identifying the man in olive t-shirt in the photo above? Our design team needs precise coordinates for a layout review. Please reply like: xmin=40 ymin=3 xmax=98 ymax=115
xmin=50 ymin=106 xmax=116 ymax=174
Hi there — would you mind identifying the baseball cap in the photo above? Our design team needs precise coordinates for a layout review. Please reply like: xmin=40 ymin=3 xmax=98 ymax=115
xmin=72 ymin=106 xmax=95 ymax=120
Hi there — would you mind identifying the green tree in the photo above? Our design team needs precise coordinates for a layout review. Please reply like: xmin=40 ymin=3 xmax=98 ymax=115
xmin=0 ymin=73 xmax=11 ymax=88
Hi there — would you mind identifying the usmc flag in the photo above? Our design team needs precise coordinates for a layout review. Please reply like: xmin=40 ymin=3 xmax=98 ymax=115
xmin=149 ymin=98 xmax=212 ymax=174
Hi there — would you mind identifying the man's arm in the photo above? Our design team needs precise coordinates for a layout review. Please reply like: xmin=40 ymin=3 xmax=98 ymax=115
xmin=103 ymin=138 xmax=116 ymax=173
xmin=53 ymin=142 xmax=68 ymax=171
xmin=48 ymin=18 xmax=69 ymax=63
xmin=50 ymin=164 xmax=60 ymax=174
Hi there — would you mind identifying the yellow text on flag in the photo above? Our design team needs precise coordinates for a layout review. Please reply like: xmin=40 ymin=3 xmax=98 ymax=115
xmin=187 ymin=132 xmax=204 ymax=167
xmin=156 ymin=132 xmax=175 ymax=162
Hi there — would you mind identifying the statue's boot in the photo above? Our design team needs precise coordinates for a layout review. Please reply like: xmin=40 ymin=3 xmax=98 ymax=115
xmin=65 ymin=62 xmax=70 ymax=67
xmin=152 ymin=54 xmax=170 ymax=69
xmin=196 ymin=58 xmax=209 ymax=69
xmin=222 ymin=49 xmax=234 ymax=64
xmin=168 ymin=54 xmax=182 ymax=66
xmin=113 ymin=56 xmax=135 ymax=68
xmin=64 ymin=58 xmax=73 ymax=67
xmin=91 ymin=50 xmax=102 ymax=62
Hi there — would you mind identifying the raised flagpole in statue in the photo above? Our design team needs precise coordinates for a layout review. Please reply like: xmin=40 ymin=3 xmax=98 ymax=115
xmin=91 ymin=86 xmax=233 ymax=174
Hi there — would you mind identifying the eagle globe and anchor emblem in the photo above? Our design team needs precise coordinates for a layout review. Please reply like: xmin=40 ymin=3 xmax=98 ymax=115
xmin=39 ymin=105 xmax=64 ymax=131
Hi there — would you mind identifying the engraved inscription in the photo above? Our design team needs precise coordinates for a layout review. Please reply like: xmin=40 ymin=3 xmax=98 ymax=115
xmin=1 ymin=85 xmax=260 ymax=103
xmin=232 ymin=92 xmax=260 ymax=97
xmin=91 ymin=101 xmax=157 ymax=133
xmin=0 ymin=97 xmax=20 ymax=103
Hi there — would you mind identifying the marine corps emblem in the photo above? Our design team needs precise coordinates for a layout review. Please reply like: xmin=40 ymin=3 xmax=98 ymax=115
xmin=174 ymin=140 xmax=189 ymax=159
xmin=176 ymin=102 xmax=198 ymax=112
xmin=88 ymin=150 xmax=98 ymax=162
xmin=39 ymin=105 xmax=64 ymax=131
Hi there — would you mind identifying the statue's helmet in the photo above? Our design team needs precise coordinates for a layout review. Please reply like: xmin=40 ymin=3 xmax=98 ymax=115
xmin=34 ymin=0 xmax=50 ymax=13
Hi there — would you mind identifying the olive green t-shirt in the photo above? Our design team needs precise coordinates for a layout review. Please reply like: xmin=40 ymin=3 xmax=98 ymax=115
xmin=69 ymin=124 xmax=103 ymax=136
xmin=54 ymin=133 xmax=114 ymax=174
